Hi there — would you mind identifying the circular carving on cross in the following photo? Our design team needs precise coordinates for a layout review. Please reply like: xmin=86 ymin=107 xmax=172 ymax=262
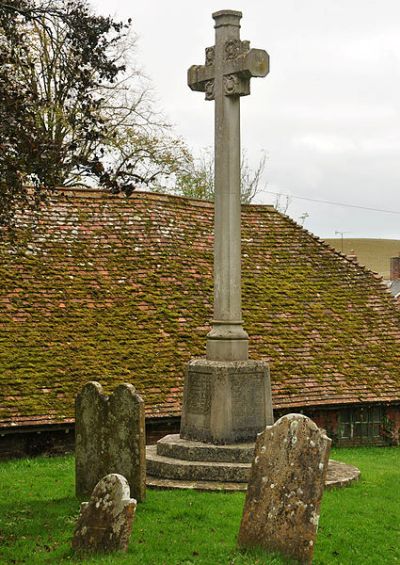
xmin=205 ymin=47 xmax=215 ymax=66
xmin=225 ymin=39 xmax=241 ymax=61
xmin=241 ymin=40 xmax=250 ymax=54
xmin=205 ymin=80 xmax=215 ymax=100
xmin=224 ymin=74 xmax=239 ymax=95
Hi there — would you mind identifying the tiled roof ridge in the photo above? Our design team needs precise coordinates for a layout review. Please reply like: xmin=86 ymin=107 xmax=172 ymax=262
xmin=43 ymin=186 xmax=270 ymax=211
xmin=42 ymin=186 xmax=281 ymax=212
xmin=48 ymin=187 xmax=215 ymax=208
xmin=274 ymin=208 xmax=390 ymax=283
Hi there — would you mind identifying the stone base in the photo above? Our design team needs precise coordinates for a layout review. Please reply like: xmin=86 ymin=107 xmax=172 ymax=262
xmin=155 ymin=433 xmax=255 ymax=462
xmin=206 ymin=337 xmax=248 ymax=361
xmin=146 ymin=435 xmax=254 ymax=483
xmin=145 ymin=434 xmax=361 ymax=490
xmin=146 ymin=444 xmax=250 ymax=482
xmin=147 ymin=475 xmax=248 ymax=492
xmin=180 ymin=358 xmax=273 ymax=444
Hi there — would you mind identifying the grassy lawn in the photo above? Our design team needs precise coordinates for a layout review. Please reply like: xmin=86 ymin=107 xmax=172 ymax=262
xmin=0 ymin=447 xmax=399 ymax=564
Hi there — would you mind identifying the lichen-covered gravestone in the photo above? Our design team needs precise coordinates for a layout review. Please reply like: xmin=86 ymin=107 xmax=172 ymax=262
xmin=72 ymin=473 xmax=136 ymax=554
xmin=238 ymin=414 xmax=331 ymax=564
xmin=75 ymin=382 xmax=146 ymax=501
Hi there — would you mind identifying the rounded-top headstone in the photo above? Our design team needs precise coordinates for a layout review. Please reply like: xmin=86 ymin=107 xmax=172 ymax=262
xmin=72 ymin=473 xmax=137 ymax=554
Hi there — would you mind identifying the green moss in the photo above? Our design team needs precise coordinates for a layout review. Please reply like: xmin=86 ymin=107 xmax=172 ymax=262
xmin=0 ymin=194 xmax=399 ymax=424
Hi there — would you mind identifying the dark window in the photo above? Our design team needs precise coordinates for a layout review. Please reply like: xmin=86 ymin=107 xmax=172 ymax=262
xmin=338 ymin=406 xmax=384 ymax=440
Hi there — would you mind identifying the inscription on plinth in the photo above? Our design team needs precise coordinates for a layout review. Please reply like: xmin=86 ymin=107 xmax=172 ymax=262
xmin=180 ymin=359 xmax=273 ymax=444
xmin=232 ymin=374 xmax=265 ymax=433
xmin=186 ymin=373 xmax=211 ymax=415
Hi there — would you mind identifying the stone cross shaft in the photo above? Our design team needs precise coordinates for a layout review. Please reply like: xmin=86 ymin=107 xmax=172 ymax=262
xmin=188 ymin=10 xmax=269 ymax=361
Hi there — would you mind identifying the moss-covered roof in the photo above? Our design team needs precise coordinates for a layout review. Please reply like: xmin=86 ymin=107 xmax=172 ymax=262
xmin=1 ymin=189 xmax=400 ymax=428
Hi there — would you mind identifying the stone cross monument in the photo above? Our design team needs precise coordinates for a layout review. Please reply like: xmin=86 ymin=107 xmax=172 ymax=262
xmin=180 ymin=10 xmax=274 ymax=444
xmin=187 ymin=10 xmax=269 ymax=362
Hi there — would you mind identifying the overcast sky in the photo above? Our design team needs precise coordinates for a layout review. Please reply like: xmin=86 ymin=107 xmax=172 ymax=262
xmin=92 ymin=0 xmax=400 ymax=239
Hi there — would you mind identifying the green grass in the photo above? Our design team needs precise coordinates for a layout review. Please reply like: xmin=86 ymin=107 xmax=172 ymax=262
xmin=324 ymin=238 xmax=400 ymax=278
xmin=0 ymin=447 xmax=399 ymax=564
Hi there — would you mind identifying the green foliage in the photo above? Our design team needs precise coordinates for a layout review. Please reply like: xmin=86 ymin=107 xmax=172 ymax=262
xmin=0 ymin=0 xmax=123 ymax=223
xmin=0 ymin=448 xmax=399 ymax=563
xmin=0 ymin=0 xmax=190 ymax=226
xmin=1 ymin=195 xmax=399 ymax=424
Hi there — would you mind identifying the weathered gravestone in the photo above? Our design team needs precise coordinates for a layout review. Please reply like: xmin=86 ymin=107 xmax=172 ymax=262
xmin=75 ymin=382 xmax=146 ymax=501
xmin=238 ymin=414 xmax=331 ymax=564
xmin=72 ymin=473 xmax=136 ymax=554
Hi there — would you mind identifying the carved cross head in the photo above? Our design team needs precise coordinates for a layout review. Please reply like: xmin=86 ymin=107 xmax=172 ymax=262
xmin=188 ymin=13 xmax=269 ymax=101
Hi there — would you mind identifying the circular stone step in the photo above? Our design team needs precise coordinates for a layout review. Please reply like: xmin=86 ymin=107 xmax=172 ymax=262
xmin=147 ymin=476 xmax=248 ymax=491
xmin=325 ymin=460 xmax=360 ymax=488
xmin=146 ymin=445 xmax=250 ymax=482
xmin=146 ymin=442 xmax=361 ymax=492
xmin=156 ymin=434 xmax=255 ymax=463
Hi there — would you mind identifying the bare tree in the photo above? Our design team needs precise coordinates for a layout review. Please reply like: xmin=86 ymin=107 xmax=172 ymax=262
xmin=273 ymin=192 xmax=292 ymax=214
xmin=159 ymin=147 xmax=267 ymax=204
xmin=0 ymin=0 xmax=189 ymax=224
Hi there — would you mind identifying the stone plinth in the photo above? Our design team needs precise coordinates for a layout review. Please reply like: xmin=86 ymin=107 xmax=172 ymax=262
xmin=180 ymin=359 xmax=273 ymax=444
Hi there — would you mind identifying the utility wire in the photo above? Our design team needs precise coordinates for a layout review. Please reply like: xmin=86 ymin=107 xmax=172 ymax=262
xmin=265 ymin=191 xmax=400 ymax=216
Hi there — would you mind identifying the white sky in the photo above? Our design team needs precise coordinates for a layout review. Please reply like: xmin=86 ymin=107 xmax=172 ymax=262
xmin=91 ymin=0 xmax=400 ymax=239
